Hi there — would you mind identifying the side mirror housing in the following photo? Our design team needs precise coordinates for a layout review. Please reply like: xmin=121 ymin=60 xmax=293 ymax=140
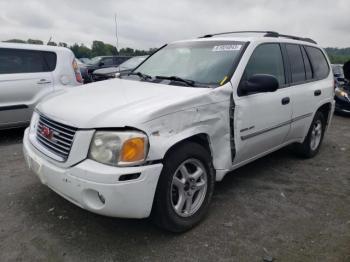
xmin=240 ymin=74 xmax=279 ymax=95
xmin=99 ymin=62 xmax=105 ymax=66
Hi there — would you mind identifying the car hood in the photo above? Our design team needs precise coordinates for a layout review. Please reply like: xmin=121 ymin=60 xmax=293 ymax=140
xmin=93 ymin=67 xmax=119 ymax=75
xmin=37 ymin=78 xmax=215 ymax=128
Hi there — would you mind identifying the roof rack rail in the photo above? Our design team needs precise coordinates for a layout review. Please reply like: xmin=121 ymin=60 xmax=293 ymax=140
xmin=199 ymin=31 xmax=317 ymax=44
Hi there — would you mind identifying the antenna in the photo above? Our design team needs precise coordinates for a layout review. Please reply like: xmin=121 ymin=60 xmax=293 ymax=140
xmin=114 ymin=13 xmax=119 ymax=54
xmin=47 ymin=36 xmax=52 ymax=45
xmin=114 ymin=13 xmax=121 ymax=77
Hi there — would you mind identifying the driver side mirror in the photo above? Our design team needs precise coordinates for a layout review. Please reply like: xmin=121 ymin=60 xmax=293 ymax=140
xmin=240 ymin=74 xmax=279 ymax=95
xmin=99 ymin=62 xmax=105 ymax=66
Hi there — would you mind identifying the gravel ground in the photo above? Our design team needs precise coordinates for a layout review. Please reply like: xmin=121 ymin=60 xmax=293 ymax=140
xmin=0 ymin=115 xmax=349 ymax=262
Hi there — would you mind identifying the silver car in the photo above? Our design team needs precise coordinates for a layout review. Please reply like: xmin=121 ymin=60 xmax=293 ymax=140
xmin=0 ymin=43 xmax=82 ymax=130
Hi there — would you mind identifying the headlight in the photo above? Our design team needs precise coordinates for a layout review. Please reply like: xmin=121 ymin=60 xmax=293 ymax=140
xmin=29 ymin=111 xmax=39 ymax=134
xmin=335 ymin=88 xmax=349 ymax=99
xmin=88 ymin=131 xmax=149 ymax=167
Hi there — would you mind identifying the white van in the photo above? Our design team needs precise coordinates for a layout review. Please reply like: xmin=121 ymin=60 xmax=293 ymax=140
xmin=0 ymin=43 xmax=82 ymax=130
xmin=23 ymin=31 xmax=335 ymax=232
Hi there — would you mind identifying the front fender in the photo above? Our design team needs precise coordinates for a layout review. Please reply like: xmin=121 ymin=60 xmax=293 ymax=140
xmin=143 ymin=99 xmax=232 ymax=171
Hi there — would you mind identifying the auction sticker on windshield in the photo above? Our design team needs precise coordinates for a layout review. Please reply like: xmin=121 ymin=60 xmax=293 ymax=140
xmin=212 ymin=45 xmax=242 ymax=51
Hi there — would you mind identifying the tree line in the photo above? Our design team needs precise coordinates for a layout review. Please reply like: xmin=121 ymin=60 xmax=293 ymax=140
xmin=3 ymin=39 xmax=157 ymax=58
xmin=3 ymin=38 xmax=350 ymax=64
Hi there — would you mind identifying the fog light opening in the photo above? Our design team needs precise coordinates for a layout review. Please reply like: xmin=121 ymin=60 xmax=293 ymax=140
xmin=119 ymin=173 xmax=141 ymax=181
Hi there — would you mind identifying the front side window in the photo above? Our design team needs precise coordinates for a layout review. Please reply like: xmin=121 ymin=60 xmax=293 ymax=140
xmin=286 ymin=44 xmax=305 ymax=83
xmin=305 ymin=46 xmax=329 ymax=79
xmin=243 ymin=43 xmax=285 ymax=86
xmin=134 ymin=41 xmax=246 ymax=86
xmin=0 ymin=48 xmax=56 ymax=74
xmin=102 ymin=57 xmax=114 ymax=66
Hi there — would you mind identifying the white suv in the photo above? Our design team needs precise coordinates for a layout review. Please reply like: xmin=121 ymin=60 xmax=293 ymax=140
xmin=0 ymin=43 xmax=83 ymax=130
xmin=23 ymin=31 xmax=335 ymax=232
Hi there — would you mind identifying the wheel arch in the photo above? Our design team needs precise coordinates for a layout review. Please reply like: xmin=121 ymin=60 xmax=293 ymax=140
xmin=163 ymin=133 xmax=213 ymax=162
xmin=317 ymin=102 xmax=332 ymax=127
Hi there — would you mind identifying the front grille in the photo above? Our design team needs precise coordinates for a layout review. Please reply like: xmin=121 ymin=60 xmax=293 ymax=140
xmin=36 ymin=114 xmax=77 ymax=161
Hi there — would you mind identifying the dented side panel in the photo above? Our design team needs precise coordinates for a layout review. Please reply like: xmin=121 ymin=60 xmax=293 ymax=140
xmin=140 ymin=84 xmax=234 ymax=173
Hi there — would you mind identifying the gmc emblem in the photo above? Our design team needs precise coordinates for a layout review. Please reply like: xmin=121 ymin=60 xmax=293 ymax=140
xmin=41 ymin=126 xmax=54 ymax=140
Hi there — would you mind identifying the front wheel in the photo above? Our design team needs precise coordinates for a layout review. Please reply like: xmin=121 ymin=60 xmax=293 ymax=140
xmin=293 ymin=111 xmax=326 ymax=158
xmin=152 ymin=142 xmax=215 ymax=232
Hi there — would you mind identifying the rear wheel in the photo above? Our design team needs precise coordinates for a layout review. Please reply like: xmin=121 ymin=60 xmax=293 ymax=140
xmin=293 ymin=111 xmax=326 ymax=158
xmin=152 ymin=142 xmax=214 ymax=232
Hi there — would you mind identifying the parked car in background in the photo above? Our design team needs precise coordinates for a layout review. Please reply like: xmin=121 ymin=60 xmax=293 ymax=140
xmin=92 ymin=56 xmax=147 ymax=81
xmin=334 ymin=63 xmax=350 ymax=114
xmin=332 ymin=64 xmax=346 ymax=88
xmin=76 ymin=58 xmax=90 ymax=83
xmin=0 ymin=42 xmax=82 ymax=130
xmin=79 ymin=58 xmax=92 ymax=64
xmin=23 ymin=31 xmax=334 ymax=232
xmin=85 ymin=56 xmax=131 ymax=81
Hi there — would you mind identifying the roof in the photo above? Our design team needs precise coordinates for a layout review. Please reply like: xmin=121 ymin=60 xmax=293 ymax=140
xmin=173 ymin=31 xmax=319 ymax=47
xmin=0 ymin=42 xmax=70 ymax=52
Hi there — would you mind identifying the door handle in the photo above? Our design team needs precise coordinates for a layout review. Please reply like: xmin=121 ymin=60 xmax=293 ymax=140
xmin=37 ymin=79 xmax=51 ymax=84
xmin=281 ymin=97 xmax=290 ymax=105
xmin=314 ymin=90 xmax=321 ymax=96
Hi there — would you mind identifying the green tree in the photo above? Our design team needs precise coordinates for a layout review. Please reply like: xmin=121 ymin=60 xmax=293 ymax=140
xmin=58 ymin=42 xmax=68 ymax=48
xmin=27 ymin=39 xmax=43 ymax=45
xmin=70 ymin=43 xmax=92 ymax=58
xmin=3 ymin=39 xmax=26 ymax=44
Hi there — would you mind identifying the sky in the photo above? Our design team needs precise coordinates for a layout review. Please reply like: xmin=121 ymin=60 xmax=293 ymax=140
xmin=0 ymin=0 xmax=349 ymax=49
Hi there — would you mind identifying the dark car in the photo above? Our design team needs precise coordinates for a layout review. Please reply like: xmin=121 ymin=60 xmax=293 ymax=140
xmin=334 ymin=62 xmax=350 ymax=114
xmin=85 ymin=56 xmax=131 ymax=82
xmin=92 ymin=56 xmax=147 ymax=81
xmin=76 ymin=58 xmax=90 ymax=83
xmin=332 ymin=64 xmax=346 ymax=88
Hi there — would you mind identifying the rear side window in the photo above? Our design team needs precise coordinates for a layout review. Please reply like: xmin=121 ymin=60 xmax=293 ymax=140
xmin=0 ymin=48 xmax=57 ymax=74
xmin=243 ymin=43 xmax=285 ymax=86
xmin=305 ymin=46 xmax=329 ymax=79
xmin=301 ymin=47 xmax=312 ymax=80
xmin=286 ymin=44 xmax=305 ymax=83
xmin=43 ymin=52 xmax=57 ymax=71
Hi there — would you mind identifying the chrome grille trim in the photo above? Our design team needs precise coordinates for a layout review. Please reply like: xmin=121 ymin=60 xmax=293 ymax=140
xmin=36 ymin=114 xmax=77 ymax=161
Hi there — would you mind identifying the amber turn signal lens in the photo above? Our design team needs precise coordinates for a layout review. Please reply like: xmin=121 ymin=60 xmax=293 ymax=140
xmin=120 ymin=137 xmax=145 ymax=162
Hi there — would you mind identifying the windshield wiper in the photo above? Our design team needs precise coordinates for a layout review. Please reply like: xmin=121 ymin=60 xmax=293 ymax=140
xmin=155 ymin=75 xmax=195 ymax=87
xmin=129 ymin=71 xmax=152 ymax=80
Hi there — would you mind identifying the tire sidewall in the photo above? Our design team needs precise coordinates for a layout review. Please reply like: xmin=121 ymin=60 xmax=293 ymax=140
xmin=153 ymin=142 xmax=215 ymax=232
xmin=305 ymin=111 xmax=326 ymax=157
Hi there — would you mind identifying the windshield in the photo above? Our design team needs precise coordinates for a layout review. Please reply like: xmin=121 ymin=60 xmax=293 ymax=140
xmin=332 ymin=65 xmax=344 ymax=77
xmin=119 ymin=56 xmax=147 ymax=69
xmin=134 ymin=41 xmax=245 ymax=86
xmin=90 ymin=56 xmax=102 ymax=65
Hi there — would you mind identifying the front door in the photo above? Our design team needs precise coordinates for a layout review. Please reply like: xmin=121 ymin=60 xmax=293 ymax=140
xmin=233 ymin=43 xmax=292 ymax=164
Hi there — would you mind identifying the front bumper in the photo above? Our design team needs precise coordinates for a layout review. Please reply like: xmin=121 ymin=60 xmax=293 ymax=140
xmin=23 ymin=128 xmax=163 ymax=218
xmin=335 ymin=95 xmax=350 ymax=114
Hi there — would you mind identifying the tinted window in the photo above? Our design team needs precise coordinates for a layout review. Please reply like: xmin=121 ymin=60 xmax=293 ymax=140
xmin=286 ymin=44 xmax=305 ymax=83
xmin=305 ymin=46 xmax=329 ymax=79
xmin=243 ymin=43 xmax=285 ymax=86
xmin=301 ymin=46 xmax=312 ymax=80
xmin=102 ymin=57 xmax=114 ymax=66
xmin=0 ymin=48 xmax=56 ymax=74
xmin=43 ymin=52 xmax=57 ymax=71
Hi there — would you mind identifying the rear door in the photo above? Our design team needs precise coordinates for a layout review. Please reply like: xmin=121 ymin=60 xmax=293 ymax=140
xmin=234 ymin=43 xmax=292 ymax=164
xmin=286 ymin=44 xmax=331 ymax=140
xmin=0 ymin=48 xmax=55 ymax=127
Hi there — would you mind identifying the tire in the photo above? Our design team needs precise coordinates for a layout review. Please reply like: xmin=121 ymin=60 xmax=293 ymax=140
xmin=152 ymin=142 xmax=215 ymax=232
xmin=293 ymin=111 xmax=326 ymax=158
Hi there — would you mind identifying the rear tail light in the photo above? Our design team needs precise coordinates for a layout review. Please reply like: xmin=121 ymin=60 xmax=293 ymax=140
xmin=72 ymin=59 xmax=83 ymax=84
